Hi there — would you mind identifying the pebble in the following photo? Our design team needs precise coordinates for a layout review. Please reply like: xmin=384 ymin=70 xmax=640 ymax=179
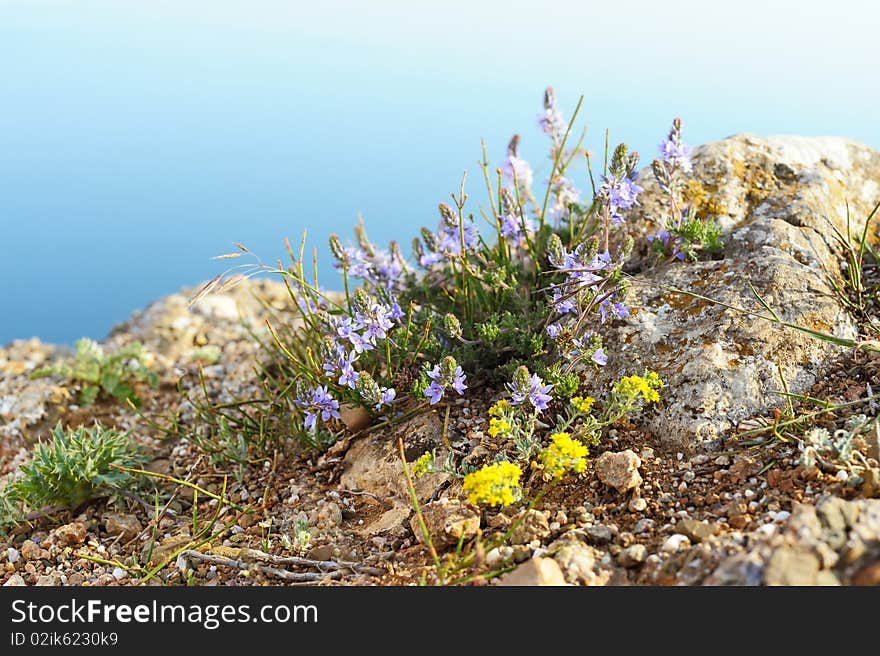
xmin=585 ymin=525 xmax=613 ymax=545
xmin=3 ymin=573 xmax=26 ymax=586
xmin=632 ymin=519 xmax=655 ymax=534
xmin=486 ymin=546 xmax=514 ymax=569
xmin=660 ymin=534 xmax=691 ymax=553
xmin=618 ymin=544 xmax=648 ymax=568
xmin=7 ymin=548 xmax=20 ymax=564
xmin=497 ymin=557 xmax=567 ymax=586
xmin=112 ymin=567 xmax=128 ymax=580
xmin=628 ymin=497 xmax=647 ymax=512
xmin=509 ymin=510 xmax=551 ymax=545
xmin=595 ymin=450 xmax=643 ymax=493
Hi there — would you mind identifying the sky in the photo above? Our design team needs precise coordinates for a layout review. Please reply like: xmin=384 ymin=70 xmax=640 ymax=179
xmin=1 ymin=0 xmax=878 ymax=343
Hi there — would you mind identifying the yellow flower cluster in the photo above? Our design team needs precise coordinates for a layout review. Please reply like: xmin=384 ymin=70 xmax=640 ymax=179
xmin=570 ymin=395 xmax=595 ymax=414
xmin=488 ymin=400 xmax=511 ymax=417
xmin=411 ymin=451 xmax=434 ymax=478
xmin=487 ymin=418 xmax=512 ymax=438
xmin=615 ymin=372 xmax=663 ymax=404
xmin=537 ymin=432 xmax=589 ymax=481
xmin=462 ymin=461 xmax=523 ymax=507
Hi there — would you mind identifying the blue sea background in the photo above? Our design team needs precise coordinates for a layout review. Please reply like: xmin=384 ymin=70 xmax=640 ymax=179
xmin=2 ymin=0 xmax=878 ymax=345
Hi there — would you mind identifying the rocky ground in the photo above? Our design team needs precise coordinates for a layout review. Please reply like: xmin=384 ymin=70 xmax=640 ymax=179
xmin=1 ymin=134 xmax=879 ymax=586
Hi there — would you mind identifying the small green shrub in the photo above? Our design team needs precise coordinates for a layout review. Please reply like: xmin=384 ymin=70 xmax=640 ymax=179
xmin=31 ymin=338 xmax=159 ymax=407
xmin=2 ymin=422 xmax=145 ymax=520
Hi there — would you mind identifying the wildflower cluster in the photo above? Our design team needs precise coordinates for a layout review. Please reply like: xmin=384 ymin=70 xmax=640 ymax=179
xmin=607 ymin=371 xmax=664 ymax=421
xmin=423 ymin=356 xmax=468 ymax=405
xmin=462 ymin=461 xmax=523 ymax=507
xmin=204 ymin=88 xmax=683 ymax=451
xmin=537 ymin=432 xmax=589 ymax=481
xmin=649 ymin=118 xmax=724 ymax=262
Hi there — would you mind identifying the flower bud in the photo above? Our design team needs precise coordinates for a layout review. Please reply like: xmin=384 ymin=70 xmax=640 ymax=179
xmin=328 ymin=234 xmax=346 ymax=262
xmin=443 ymin=313 xmax=462 ymax=340
xmin=355 ymin=371 xmax=381 ymax=405
xmin=420 ymin=227 xmax=439 ymax=253
xmin=440 ymin=355 xmax=459 ymax=382
xmin=438 ymin=202 xmax=457 ymax=228
xmin=547 ymin=233 xmax=565 ymax=266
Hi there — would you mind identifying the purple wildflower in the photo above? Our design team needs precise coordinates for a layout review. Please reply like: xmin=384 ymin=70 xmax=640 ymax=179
xmin=437 ymin=216 xmax=479 ymax=256
xmin=507 ymin=371 xmax=553 ymax=413
xmin=425 ymin=381 xmax=445 ymax=405
xmin=600 ymin=173 xmax=643 ymax=225
xmin=423 ymin=357 xmax=467 ymax=405
xmin=294 ymin=386 xmax=341 ymax=432
xmin=591 ymin=347 xmax=608 ymax=366
xmin=500 ymin=212 xmax=537 ymax=247
xmin=659 ymin=118 xmax=692 ymax=172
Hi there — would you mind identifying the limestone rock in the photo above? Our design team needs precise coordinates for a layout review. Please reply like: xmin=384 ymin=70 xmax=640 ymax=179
xmin=595 ymin=450 xmax=642 ymax=493
xmin=497 ymin=557 xmax=567 ymax=586
xmin=411 ymin=498 xmax=479 ymax=550
xmin=104 ymin=513 xmax=142 ymax=542
xmin=599 ymin=135 xmax=880 ymax=447
xmin=340 ymin=412 xmax=450 ymax=503
xmin=509 ymin=509 xmax=550 ymax=545
xmin=552 ymin=543 xmax=601 ymax=585
xmin=51 ymin=522 xmax=87 ymax=546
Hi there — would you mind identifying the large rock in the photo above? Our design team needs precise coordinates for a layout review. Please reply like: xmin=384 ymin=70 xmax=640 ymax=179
xmin=602 ymin=135 xmax=880 ymax=446
xmin=340 ymin=412 xmax=451 ymax=503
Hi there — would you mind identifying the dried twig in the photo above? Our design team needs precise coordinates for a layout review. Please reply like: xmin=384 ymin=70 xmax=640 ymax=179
xmin=180 ymin=548 xmax=383 ymax=582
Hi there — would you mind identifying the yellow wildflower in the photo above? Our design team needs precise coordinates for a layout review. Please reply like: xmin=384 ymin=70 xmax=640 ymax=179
xmin=570 ymin=395 xmax=596 ymax=414
xmin=488 ymin=399 xmax=511 ymax=417
xmin=487 ymin=418 xmax=512 ymax=438
xmin=411 ymin=451 xmax=434 ymax=478
xmin=537 ymin=432 xmax=589 ymax=481
xmin=615 ymin=373 xmax=662 ymax=404
xmin=462 ymin=461 xmax=523 ymax=507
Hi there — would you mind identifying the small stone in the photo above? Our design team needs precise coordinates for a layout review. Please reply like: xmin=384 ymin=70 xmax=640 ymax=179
xmin=6 ymin=548 xmax=20 ymax=564
xmin=675 ymin=519 xmax=717 ymax=543
xmin=497 ymin=557 xmax=567 ymax=586
xmin=112 ymin=567 xmax=128 ymax=581
xmin=486 ymin=546 xmax=514 ymax=569
xmin=411 ymin=498 xmax=480 ymax=550
xmin=20 ymin=540 xmax=43 ymax=561
xmin=3 ymin=574 xmax=26 ymax=586
xmin=660 ymin=534 xmax=691 ymax=553
xmin=52 ymin=522 xmax=88 ymax=547
xmin=315 ymin=502 xmax=343 ymax=529
xmin=35 ymin=574 xmax=60 ymax=586
xmin=553 ymin=543 xmax=596 ymax=585
xmin=618 ymin=544 xmax=648 ymax=568
xmin=509 ymin=510 xmax=551 ymax=546
xmin=104 ymin=513 xmax=142 ymax=542
xmin=628 ymin=497 xmax=647 ymax=512
xmin=340 ymin=404 xmax=372 ymax=433
xmin=585 ymin=525 xmax=613 ymax=545
xmin=632 ymin=519 xmax=655 ymax=534
xmin=307 ymin=545 xmax=334 ymax=561
xmin=764 ymin=547 xmax=820 ymax=586
xmin=595 ymin=450 xmax=642 ymax=493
